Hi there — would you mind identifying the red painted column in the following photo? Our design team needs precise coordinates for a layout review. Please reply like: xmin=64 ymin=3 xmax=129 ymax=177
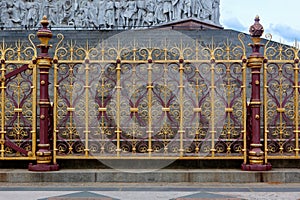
xmin=28 ymin=16 xmax=59 ymax=171
xmin=241 ymin=16 xmax=271 ymax=171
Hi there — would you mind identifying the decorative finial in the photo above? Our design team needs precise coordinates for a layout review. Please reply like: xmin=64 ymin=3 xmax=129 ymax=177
xmin=249 ymin=15 xmax=264 ymax=38
xmin=37 ymin=16 xmax=52 ymax=47
xmin=40 ymin=15 xmax=49 ymax=29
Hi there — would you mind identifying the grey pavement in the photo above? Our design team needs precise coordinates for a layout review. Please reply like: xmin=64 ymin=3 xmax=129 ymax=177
xmin=0 ymin=182 xmax=300 ymax=200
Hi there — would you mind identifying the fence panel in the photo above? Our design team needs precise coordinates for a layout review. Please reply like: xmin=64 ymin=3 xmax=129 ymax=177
xmin=53 ymin=33 xmax=247 ymax=161
xmin=0 ymin=36 xmax=37 ymax=160
xmin=264 ymin=40 xmax=300 ymax=160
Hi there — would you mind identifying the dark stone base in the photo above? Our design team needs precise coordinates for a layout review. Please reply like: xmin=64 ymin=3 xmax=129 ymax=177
xmin=2 ymin=159 xmax=298 ymax=170
xmin=56 ymin=159 xmax=243 ymax=169
xmin=241 ymin=163 xmax=272 ymax=171
xmin=28 ymin=163 xmax=59 ymax=171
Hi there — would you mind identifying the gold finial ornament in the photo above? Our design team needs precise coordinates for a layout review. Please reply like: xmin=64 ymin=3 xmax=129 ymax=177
xmin=37 ymin=16 xmax=53 ymax=47
xmin=40 ymin=15 xmax=49 ymax=27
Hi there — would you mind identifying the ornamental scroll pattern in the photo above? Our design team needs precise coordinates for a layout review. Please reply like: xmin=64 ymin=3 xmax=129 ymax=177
xmin=53 ymin=32 xmax=247 ymax=159
xmin=0 ymin=35 xmax=37 ymax=158
xmin=264 ymin=39 xmax=300 ymax=158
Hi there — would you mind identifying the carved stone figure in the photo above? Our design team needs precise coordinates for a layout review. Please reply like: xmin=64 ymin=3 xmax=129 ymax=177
xmin=42 ymin=0 xmax=54 ymax=24
xmin=6 ymin=1 xmax=15 ymax=26
xmin=144 ymin=0 xmax=155 ymax=26
xmin=172 ymin=0 xmax=184 ymax=20
xmin=199 ymin=0 xmax=213 ymax=20
xmin=0 ymin=0 xmax=7 ymax=25
xmin=26 ymin=1 xmax=39 ymax=27
xmin=10 ymin=0 xmax=26 ymax=25
xmin=155 ymin=0 xmax=165 ymax=24
xmin=88 ymin=0 xmax=99 ymax=27
xmin=192 ymin=0 xmax=201 ymax=18
xmin=80 ymin=1 xmax=90 ymax=27
xmin=98 ymin=0 xmax=106 ymax=27
xmin=135 ymin=1 xmax=144 ymax=27
xmin=212 ymin=0 xmax=220 ymax=24
xmin=61 ymin=0 xmax=74 ymax=25
xmin=115 ymin=0 xmax=125 ymax=27
xmin=105 ymin=0 xmax=114 ymax=28
xmin=123 ymin=0 xmax=137 ymax=27
xmin=183 ymin=0 xmax=192 ymax=18
xmin=163 ymin=0 xmax=172 ymax=22
xmin=36 ymin=0 xmax=43 ymax=20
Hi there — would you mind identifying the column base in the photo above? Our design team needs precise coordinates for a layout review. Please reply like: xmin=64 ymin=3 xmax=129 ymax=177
xmin=28 ymin=163 xmax=59 ymax=171
xmin=241 ymin=163 xmax=272 ymax=171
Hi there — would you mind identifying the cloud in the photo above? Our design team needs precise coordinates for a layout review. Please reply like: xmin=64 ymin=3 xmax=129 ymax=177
xmin=268 ymin=24 xmax=300 ymax=43
xmin=221 ymin=17 xmax=248 ymax=32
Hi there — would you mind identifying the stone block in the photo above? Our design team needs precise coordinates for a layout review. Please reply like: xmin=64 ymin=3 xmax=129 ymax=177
xmin=285 ymin=172 xmax=300 ymax=183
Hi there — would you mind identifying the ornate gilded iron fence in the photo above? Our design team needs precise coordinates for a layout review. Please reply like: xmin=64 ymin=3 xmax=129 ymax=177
xmin=0 ymin=23 xmax=299 ymax=169
xmin=52 ymin=33 xmax=248 ymax=161
xmin=2 ymin=16 xmax=300 ymax=171
xmin=0 ymin=35 xmax=37 ymax=160
xmin=264 ymin=37 xmax=300 ymax=161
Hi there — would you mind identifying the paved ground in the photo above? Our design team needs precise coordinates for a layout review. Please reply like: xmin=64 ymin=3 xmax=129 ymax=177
xmin=0 ymin=182 xmax=300 ymax=200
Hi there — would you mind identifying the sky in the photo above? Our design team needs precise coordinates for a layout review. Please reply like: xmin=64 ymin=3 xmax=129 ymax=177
xmin=220 ymin=0 xmax=300 ymax=46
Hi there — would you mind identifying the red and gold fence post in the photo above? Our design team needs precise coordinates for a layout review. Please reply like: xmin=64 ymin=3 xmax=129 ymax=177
xmin=241 ymin=16 xmax=272 ymax=171
xmin=29 ymin=16 xmax=59 ymax=171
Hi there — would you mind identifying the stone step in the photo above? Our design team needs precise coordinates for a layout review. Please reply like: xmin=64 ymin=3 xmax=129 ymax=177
xmin=0 ymin=169 xmax=299 ymax=183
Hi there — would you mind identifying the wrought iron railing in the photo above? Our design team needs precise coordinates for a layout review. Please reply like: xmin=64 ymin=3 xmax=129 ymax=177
xmin=0 ymin=16 xmax=299 ymax=172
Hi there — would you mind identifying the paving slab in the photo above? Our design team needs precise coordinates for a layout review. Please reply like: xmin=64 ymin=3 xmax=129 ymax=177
xmin=0 ymin=182 xmax=300 ymax=200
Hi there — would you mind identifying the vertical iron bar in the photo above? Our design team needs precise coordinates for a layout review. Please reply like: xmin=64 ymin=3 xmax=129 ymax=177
xmin=147 ymin=58 xmax=153 ymax=156
xmin=210 ymin=60 xmax=216 ymax=157
xmin=53 ymin=57 xmax=58 ymax=165
xmin=279 ymin=67 xmax=284 ymax=153
xmin=31 ymin=61 xmax=37 ymax=158
xmin=0 ymin=59 xmax=5 ymax=158
xmin=294 ymin=58 xmax=299 ymax=157
xmin=242 ymin=58 xmax=247 ymax=164
xmin=100 ymin=70 xmax=106 ymax=155
xmin=84 ymin=59 xmax=90 ymax=157
xmin=179 ymin=59 xmax=184 ymax=156
xmin=263 ymin=60 xmax=269 ymax=164
xmin=116 ymin=59 xmax=122 ymax=156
